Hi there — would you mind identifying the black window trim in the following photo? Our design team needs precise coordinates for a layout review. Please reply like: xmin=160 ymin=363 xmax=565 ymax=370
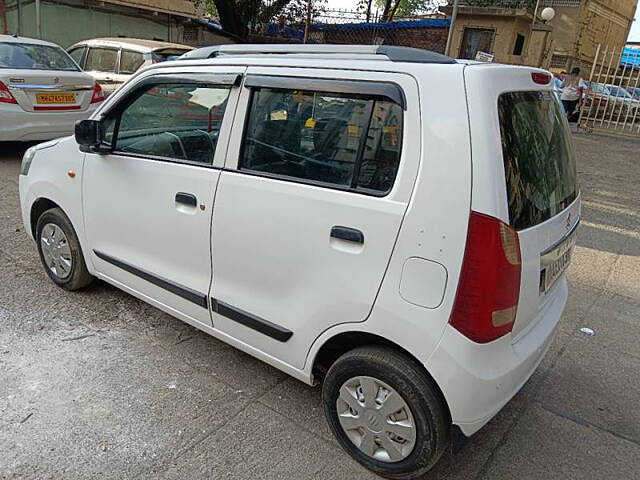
xmin=235 ymin=83 xmax=404 ymax=198
xmin=97 ymin=73 xmax=240 ymax=167
xmin=244 ymin=74 xmax=407 ymax=110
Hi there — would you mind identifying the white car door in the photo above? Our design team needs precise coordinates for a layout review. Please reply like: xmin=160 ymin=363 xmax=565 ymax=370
xmin=82 ymin=69 xmax=243 ymax=327
xmin=209 ymin=68 xmax=421 ymax=369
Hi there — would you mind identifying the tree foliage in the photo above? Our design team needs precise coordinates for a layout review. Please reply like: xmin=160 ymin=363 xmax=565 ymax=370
xmin=373 ymin=0 xmax=442 ymax=21
xmin=209 ymin=0 xmax=296 ymax=38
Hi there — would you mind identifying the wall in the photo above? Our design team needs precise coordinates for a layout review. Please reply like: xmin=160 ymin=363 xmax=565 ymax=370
xmin=548 ymin=0 xmax=638 ymax=70
xmin=449 ymin=11 xmax=552 ymax=67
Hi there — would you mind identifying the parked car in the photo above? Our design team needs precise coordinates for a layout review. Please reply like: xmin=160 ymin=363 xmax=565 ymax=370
xmin=0 ymin=35 xmax=104 ymax=142
xmin=627 ymin=86 xmax=640 ymax=101
xmin=581 ymin=81 xmax=640 ymax=121
xmin=604 ymin=84 xmax=640 ymax=115
xmin=19 ymin=45 xmax=580 ymax=479
xmin=67 ymin=38 xmax=193 ymax=96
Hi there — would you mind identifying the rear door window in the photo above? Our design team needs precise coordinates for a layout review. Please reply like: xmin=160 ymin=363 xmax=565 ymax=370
xmin=498 ymin=91 xmax=578 ymax=230
xmin=85 ymin=47 xmax=118 ymax=73
xmin=240 ymin=87 xmax=403 ymax=194
xmin=68 ymin=46 xmax=86 ymax=68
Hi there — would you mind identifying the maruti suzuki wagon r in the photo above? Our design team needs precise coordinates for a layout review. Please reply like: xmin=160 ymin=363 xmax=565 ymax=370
xmin=19 ymin=44 xmax=579 ymax=479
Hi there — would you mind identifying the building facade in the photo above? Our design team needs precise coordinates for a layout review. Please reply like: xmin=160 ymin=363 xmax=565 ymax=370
xmin=0 ymin=0 xmax=234 ymax=48
xmin=442 ymin=0 xmax=638 ymax=70
xmin=442 ymin=2 xmax=555 ymax=67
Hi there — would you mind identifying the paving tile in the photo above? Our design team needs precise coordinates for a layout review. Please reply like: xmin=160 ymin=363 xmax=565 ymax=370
xmin=481 ymin=404 xmax=640 ymax=480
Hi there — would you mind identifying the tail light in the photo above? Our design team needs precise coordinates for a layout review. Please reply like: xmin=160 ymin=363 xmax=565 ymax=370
xmin=90 ymin=82 xmax=105 ymax=104
xmin=0 ymin=81 xmax=17 ymax=104
xmin=449 ymin=211 xmax=522 ymax=343
xmin=532 ymin=72 xmax=551 ymax=85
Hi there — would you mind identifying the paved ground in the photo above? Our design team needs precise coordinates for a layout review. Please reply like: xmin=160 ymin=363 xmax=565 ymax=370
xmin=1 ymin=133 xmax=639 ymax=480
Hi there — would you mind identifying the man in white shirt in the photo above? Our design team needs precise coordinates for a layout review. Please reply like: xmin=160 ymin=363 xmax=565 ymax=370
xmin=560 ymin=67 xmax=586 ymax=119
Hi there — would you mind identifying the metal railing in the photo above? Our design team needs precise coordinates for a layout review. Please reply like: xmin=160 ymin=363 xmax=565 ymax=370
xmin=578 ymin=45 xmax=640 ymax=138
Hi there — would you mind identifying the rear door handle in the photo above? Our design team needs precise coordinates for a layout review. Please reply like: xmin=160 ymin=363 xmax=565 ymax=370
xmin=330 ymin=226 xmax=364 ymax=244
xmin=175 ymin=192 xmax=197 ymax=207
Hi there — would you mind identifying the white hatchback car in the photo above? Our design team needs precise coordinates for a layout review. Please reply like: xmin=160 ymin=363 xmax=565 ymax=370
xmin=19 ymin=45 xmax=580 ymax=479
xmin=0 ymin=35 xmax=104 ymax=142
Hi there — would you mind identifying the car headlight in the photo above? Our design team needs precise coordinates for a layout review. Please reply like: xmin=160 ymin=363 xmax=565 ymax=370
xmin=20 ymin=146 xmax=37 ymax=176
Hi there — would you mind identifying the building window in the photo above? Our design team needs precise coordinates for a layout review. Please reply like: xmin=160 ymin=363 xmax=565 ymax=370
xmin=459 ymin=28 xmax=495 ymax=60
xmin=513 ymin=34 xmax=526 ymax=56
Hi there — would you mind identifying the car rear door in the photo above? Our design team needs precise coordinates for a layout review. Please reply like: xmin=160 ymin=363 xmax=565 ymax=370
xmin=84 ymin=46 xmax=123 ymax=96
xmin=209 ymin=67 xmax=420 ymax=369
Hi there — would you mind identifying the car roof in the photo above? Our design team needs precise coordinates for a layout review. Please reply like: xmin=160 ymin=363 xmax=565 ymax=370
xmin=0 ymin=34 xmax=62 ymax=48
xmin=69 ymin=37 xmax=193 ymax=53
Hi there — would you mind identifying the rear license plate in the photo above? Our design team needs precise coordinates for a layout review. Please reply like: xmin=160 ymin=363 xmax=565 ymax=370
xmin=36 ymin=93 xmax=75 ymax=104
xmin=539 ymin=229 xmax=577 ymax=293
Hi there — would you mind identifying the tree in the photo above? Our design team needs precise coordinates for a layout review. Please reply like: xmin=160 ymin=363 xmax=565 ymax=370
xmin=210 ymin=0 xmax=294 ymax=38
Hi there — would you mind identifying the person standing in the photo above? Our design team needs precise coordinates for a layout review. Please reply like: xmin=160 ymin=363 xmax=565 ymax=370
xmin=560 ymin=67 xmax=586 ymax=120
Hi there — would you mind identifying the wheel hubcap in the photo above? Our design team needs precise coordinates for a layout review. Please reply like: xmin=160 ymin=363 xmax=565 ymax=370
xmin=336 ymin=376 xmax=417 ymax=463
xmin=40 ymin=223 xmax=72 ymax=280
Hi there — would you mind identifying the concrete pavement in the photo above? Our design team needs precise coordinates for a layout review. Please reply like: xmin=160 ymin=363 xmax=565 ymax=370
xmin=1 ymin=132 xmax=639 ymax=479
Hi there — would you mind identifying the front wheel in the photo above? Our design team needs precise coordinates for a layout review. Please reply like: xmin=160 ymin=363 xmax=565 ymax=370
xmin=36 ymin=207 xmax=94 ymax=290
xmin=322 ymin=346 xmax=450 ymax=479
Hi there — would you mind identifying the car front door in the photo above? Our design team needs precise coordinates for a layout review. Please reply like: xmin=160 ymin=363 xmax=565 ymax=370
xmin=82 ymin=69 xmax=243 ymax=327
xmin=209 ymin=68 xmax=421 ymax=369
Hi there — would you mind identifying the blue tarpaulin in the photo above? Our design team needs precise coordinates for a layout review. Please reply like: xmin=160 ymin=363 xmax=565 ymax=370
xmin=621 ymin=47 xmax=640 ymax=67
xmin=313 ymin=18 xmax=451 ymax=32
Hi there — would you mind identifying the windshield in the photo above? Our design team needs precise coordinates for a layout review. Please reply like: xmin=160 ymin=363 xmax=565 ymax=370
xmin=498 ymin=91 xmax=578 ymax=230
xmin=0 ymin=42 xmax=79 ymax=71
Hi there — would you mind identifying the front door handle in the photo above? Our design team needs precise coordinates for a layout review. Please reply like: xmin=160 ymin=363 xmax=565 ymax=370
xmin=175 ymin=192 xmax=197 ymax=207
xmin=330 ymin=226 xmax=364 ymax=244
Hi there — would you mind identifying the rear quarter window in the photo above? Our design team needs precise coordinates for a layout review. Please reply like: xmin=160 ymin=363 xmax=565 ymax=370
xmin=498 ymin=91 xmax=578 ymax=230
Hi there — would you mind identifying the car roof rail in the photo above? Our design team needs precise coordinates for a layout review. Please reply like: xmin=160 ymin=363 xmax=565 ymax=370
xmin=180 ymin=44 xmax=457 ymax=64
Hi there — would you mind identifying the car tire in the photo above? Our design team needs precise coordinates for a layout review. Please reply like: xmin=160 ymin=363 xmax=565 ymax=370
xmin=322 ymin=345 xmax=450 ymax=480
xmin=36 ymin=207 xmax=94 ymax=291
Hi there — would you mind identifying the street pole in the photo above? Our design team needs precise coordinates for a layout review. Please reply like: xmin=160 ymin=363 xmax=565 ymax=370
xmin=16 ymin=0 xmax=22 ymax=36
xmin=35 ymin=0 xmax=41 ymax=39
xmin=445 ymin=0 xmax=460 ymax=57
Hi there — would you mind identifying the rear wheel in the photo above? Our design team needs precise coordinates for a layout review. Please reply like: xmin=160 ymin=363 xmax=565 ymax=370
xmin=36 ymin=207 xmax=93 ymax=290
xmin=322 ymin=346 xmax=450 ymax=479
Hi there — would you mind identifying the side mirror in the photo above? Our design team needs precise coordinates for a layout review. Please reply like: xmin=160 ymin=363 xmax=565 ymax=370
xmin=75 ymin=120 xmax=110 ymax=153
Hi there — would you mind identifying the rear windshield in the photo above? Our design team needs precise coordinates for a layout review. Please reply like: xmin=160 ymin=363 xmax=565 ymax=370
xmin=498 ymin=91 xmax=578 ymax=230
xmin=0 ymin=42 xmax=79 ymax=71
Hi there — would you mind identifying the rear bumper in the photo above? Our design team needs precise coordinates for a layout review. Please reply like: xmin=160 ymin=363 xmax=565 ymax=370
xmin=0 ymin=103 xmax=99 ymax=141
xmin=426 ymin=278 xmax=568 ymax=436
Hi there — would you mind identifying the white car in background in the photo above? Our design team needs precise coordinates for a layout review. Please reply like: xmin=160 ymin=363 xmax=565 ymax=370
xmin=0 ymin=35 xmax=104 ymax=142
xmin=67 ymin=38 xmax=193 ymax=97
